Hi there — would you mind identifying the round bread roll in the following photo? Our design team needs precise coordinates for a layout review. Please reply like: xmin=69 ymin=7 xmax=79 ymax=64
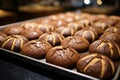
xmin=74 ymin=29 xmax=98 ymax=43
xmin=89 ymin=39 xmax=120 ymax=59
xmin=61 ymin=36 xmax=90 ymax=52
xmin=76 ymin=53 xmax=115 ymax=79
xmin=37 ymin=24 xmax=55 ymax=33
xmin=52 ymin=19 xmax=67 ymax=28
xmin=3 ymin=26 xmax=23 ymax=35
xmin=20 ymin=28 xmax=43 ymax=40
xmin=93 ymin=21 xmax=109 ymax=30
xmin=21 ymin=40 xmax=52 ymax=59
xmin=67 ymin=22 xmax=84 ymax=32
xmin=104 ymin=27 xmax=120 ymax=34
xmin=84 ymin=26 xmax=104 ymax=36
xmin=78 ymin=19 xmax=92 ymax=27
xmin=99 ymin=32 xmax=120 ymax=45
xmin=1 ymin=35 xmax=28 ymax=52
xmin=20 ymin=22 xmax=37 ymax=29
xmin=55 ymin=26 xmax=75 ymax=37
xmin=39 ymin=32 xmax=65 ymax=46
xmin=46 ymin=46 xmax=80 ymax=68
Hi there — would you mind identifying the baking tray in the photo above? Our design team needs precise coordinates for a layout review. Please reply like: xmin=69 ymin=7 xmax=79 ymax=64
xmin=0 ymin=19 xmax=120 ymax=80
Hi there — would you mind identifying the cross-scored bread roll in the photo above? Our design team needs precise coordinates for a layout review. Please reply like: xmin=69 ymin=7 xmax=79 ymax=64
xmin=39 ymin=32 xmax=64 ymax=46
xmin=89 ymin=39 xmax=120 ymax=59
xmin=1 ymin=35 xmax=28 ymax=52
xmin=76 ymin=53 xmax=115 ymax=79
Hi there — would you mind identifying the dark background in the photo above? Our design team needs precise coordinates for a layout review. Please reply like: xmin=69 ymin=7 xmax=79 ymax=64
xmin=0 ymin=0 xmax=120 ymax=25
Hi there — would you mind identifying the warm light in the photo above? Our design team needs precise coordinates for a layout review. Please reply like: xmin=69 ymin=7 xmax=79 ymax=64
xmin=54 ymin=1 xmax=60 ymax=7
xmin=0 ymin=10 xmax=4 ymax=13
xmin=84 ymin=0 xmax=90 ymax=5
xmin=97 ymin=0 xmax=102 ymax=5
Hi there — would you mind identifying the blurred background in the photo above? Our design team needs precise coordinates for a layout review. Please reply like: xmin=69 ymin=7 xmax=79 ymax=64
xmin=0 ymin=0 xmax=120 ymax=25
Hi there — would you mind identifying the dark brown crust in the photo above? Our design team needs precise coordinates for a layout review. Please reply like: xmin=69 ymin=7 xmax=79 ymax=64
xmin=20 ymin=29 xmax=43 ymax=40
xmin=61 ymin=36 xmax=90 ymax=52
xmin=3 ymin=26 xmax=23 ymax=35
xmin=55 ymin=26 xmax=75 ymax=37
xmin=104 ymin=27 xmax=120 ymax=34
xmin=115 ymin=22 xmax=120 ymax=28
xmin=74 ymin=29 xmax=98 ymax=43
xmin=93 ymin=21 xmax=110 ymax=30
xmin=37 ymin=24 xmax=55 ymax=33
xmin=1 ymin=35 xmax=28 ymax=52
xmin=0 ymin=32 xmax=7 ymax=38
xmin=99 ymin=32 xmax=120 ymax=45
xmin=0 ymin=32 xmax=7 ymax=46
xmin=84 ymin=26 xmax=104 ymax=35
xmin=78 ymin=19 xmax=92 ymax=27
xmin=76 ymin=53 xmax=115 ymax=79
xmin=46 ymin=46 xmax=80 ymax=68
xmin=20 ymin=22 xmax=37 ymax=29
xmin=52 ymin=19 xmax=67 ymax=28
xmin=21 ymin=40 xmax=52 ymax=59
xmin=89 ymin=39 xmax=120 ymax=59
xmin=39 ymin=32 xmax=65 ymax=46
xmin=67 ymin=22 xmax=84 ymax=32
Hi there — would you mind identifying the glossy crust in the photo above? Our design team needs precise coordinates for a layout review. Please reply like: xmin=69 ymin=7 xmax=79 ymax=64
xmin=37 ymin=24 xmax=55 ymax=33
xmin=78 ymin=19 xmax=92 ymax=27
xmin=93 ymin=21 xmax=110 ymax=30
xmin=74 ymin=29 xmax=98 ymax=43
xmin=1 ymin=35 xmax=28 ymax=52
xmin=67 ymin=22 xmax=84 ymax=32
xmin=86 ymin=15 xmax=99 ymax=22
xmin=63 ymin=17 xmax=75 ymax=23
xmin=0 ymin=32 xmax=7 ymax=46
xmin=3 ymin=26 xmax=23 ymax=35
xmin=89 ymin=39 xmax=120 ymax=59
xmin=0 ymin=32 xmax=7 ymax=40
xmin=104 ymin=27 xmax=120 ymax=34
xmin=99 ymin=32 xmax=120 ymax=45
xmin=20 ymin=22 xmax=37 ymax=29
xmin=76 ymin=53 xmax=115 ymax=79
xmin=97 ymin=18 xmax=116 ymax=26
xmin=21 ymin=40 xmax=52 ymax=59
xmin=84 ymin=26 xmax=104 ymax=35
xmin=55 ymin=26 xmax=75 ymax=37
xmin=48 ymin=15 xmax=59 ymax=21
xmin=39 ymin=32 xmax=65 ymax=46
xmin=52 ymin=19 xmax=67 ymax=28
xmin=46 ymin=46 xmax=80 ymax=68
xmin=20 ymin=29 xmax=43 ymax=40
xmin=61 ymin=36 xmax=90 ymax=52
xmin=109 ymin=16 xmax=120 ymax=23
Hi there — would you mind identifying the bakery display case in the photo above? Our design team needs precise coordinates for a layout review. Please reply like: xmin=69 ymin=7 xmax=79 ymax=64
xmin=0 ymin=0 xmax=120 ymax=80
